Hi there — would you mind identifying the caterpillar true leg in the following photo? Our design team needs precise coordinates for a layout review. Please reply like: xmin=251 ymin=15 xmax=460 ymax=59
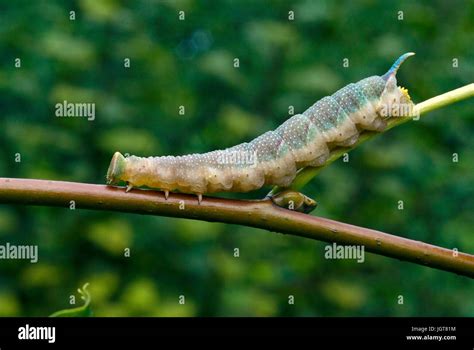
xmin=125 ymin=182 xmax=133 ymax=193
xmin=197 ymin=194 xmax=203 ymax=205
xmin=164 ymin=190 xmax=169 ymax=200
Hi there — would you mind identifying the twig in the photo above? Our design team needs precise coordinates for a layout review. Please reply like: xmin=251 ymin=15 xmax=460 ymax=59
xmin=0 ymin=178 xmax=473 ymax=277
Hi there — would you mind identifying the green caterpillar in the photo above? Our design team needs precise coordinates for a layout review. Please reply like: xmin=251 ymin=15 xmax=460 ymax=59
xmin=107 ymin=53 xmax=415 ymax=203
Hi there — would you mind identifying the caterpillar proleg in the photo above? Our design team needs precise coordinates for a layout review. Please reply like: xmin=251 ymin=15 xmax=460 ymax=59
xmin=107 ymin=53 xmax=415 ymax=198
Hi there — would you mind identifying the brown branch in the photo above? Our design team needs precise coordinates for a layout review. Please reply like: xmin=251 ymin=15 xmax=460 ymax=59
xmin=1 ymin=178 xmax=473 ymax=278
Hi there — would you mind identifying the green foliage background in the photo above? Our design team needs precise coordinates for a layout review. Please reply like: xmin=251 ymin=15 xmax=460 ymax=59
xmin=0 ymin=0 xmax=473 ymax=316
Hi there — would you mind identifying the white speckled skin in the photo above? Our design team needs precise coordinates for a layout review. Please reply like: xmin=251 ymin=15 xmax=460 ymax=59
xmin=111 ymin=58 xmax=414 ymax=195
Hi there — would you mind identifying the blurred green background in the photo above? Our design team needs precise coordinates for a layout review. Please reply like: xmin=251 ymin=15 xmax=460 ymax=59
xmin=0 ymin=0 xmax=473 ymax=316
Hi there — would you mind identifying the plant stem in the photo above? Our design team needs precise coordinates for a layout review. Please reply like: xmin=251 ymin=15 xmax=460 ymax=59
xmin=0 ymin=178 xmax=473 ymax=277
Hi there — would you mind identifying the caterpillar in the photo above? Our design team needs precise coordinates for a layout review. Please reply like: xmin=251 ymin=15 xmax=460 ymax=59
xmin=107 ymin=53 xmax=415 ymax=203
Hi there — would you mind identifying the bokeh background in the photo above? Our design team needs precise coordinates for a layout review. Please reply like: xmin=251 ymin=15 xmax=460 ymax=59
xmin=0 ymin=0 xmax=473 ymax=316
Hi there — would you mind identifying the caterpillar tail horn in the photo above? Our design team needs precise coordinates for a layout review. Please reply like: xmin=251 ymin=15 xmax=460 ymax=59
xmin=382 ymin=52 xmax=415 ymax=81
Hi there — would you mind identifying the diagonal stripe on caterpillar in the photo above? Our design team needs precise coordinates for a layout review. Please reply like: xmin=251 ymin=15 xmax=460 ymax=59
xmin=107 ymin=53 xmax=415 ymax=197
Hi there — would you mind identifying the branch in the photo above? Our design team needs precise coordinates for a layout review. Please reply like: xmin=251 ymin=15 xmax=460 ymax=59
xmin=269 ymin=83 xmax=474 ymax=193
xmin=1 ymin=178 xmax=473 ymax=278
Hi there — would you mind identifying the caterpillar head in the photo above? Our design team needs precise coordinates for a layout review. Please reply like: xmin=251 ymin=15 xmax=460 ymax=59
xmin=378 ymin=52 xmax=415 ymax=117
xmin=107 ymin=151 xmax=126 ymax=185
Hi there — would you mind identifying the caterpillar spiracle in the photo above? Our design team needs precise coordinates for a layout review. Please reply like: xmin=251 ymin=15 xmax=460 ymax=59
xmin=107 ymin=53 xmax=415 ymax=201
